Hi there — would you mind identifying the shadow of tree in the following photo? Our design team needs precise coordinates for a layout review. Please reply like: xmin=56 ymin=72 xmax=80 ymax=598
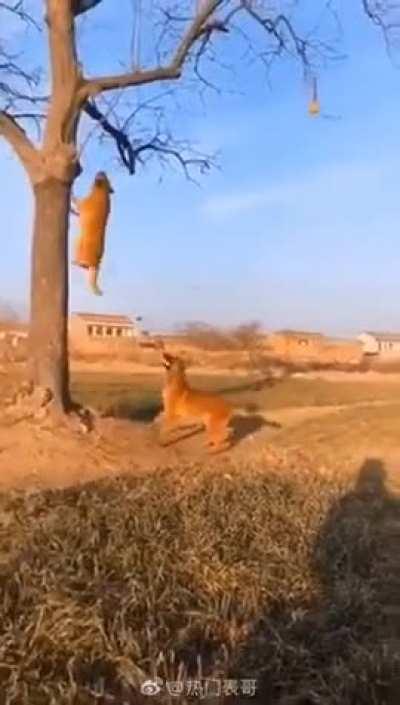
xmin=216 ymin=374 xmax=286 ymax=397
xmin=104 ymin=398 xmax=162 ymax=422
xmin=97 ymin=369 xmax=288 ymax=428
xmin=232 ymin=458 xmax=400 ymax=704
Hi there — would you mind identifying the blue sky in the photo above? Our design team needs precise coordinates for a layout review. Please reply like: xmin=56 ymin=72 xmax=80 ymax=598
xmin=1 ymin=1 xmax=400 ymax=335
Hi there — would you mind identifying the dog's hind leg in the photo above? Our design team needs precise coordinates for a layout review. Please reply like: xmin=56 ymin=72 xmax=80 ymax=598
xmin=206 ymin=417 xmax=232 ymax=453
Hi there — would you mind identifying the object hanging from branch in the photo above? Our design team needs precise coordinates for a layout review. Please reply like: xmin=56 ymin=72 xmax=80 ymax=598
xmin=72 ymin=171 xmax=114 ymax=296
xmin=308 ymin=76 xmax=320 ymax=117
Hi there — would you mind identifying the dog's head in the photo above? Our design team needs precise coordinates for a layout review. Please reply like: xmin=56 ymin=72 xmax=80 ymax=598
xmin=162 ymin=352 xmax=174 ymax=370
xmin=94 ymin=171 xmax=114 ymax=193
xmin=162 ymin=352 xmax=185 ymax=376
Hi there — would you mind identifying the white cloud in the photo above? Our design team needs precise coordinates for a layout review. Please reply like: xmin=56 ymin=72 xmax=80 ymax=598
xmin=202 ymin=185 xmax=289 ymax=218
xmin=201 ymin=160 xmax=389 ymax=220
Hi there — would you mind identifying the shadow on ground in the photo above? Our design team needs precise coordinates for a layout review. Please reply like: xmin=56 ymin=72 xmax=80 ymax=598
xmin=154 ymin=413 xmax=280 ymax=450
xmin=0 ymin=458 xmax=399 ymax=703
xmin=231 ymin=457 xmax=400 ymax=704
xmin=231 ymin=413 xmax=281 ymax=444
xmin=103 ymin=399 xmax=162 ymax=423
xmin=217 ymin=373 xmax=287 ymax=397
xmin=101 ymin=373 xmax=282 ymax=424
xmin=104 ymin=399 xmax=279 ymax=449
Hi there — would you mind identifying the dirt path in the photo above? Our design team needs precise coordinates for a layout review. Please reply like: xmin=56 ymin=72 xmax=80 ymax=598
xmin=0 ymin=395 xmax=399 ymax=493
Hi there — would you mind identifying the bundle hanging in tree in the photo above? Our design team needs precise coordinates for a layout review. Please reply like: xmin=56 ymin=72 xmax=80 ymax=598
xmin=308 ymin=76 xmax=320 ymax=117
xmin=72 ymin=171 xmax=114 ymax=296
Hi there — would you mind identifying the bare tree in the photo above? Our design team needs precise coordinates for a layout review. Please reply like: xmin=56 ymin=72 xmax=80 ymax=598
xmin=0 ymin=0 xmax=397 ymax=414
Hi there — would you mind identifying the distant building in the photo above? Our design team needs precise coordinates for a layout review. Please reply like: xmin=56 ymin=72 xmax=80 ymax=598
xmin=357 ymin=331 xmax=400 ymax=357
xmin=268 ymin=330 xmax=325 ymax=359
xmin=0 ymin=322 xmax=28 ymax=361
xmin=69 ymin=312 xmax=140 ymax=346
xmin=319 ymin=336 xmax=363 ymax=366
xmin=0 ymin=322 xmax=28 ymax=347
xmin=268 ymin=329 xmax=362 ymax=365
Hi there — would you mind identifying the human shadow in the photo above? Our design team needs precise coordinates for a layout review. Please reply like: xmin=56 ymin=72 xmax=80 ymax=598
xmin=1 ymin=459 xmax=399 ymax=704
xmin=230 ymin=458 xmax=400 ymax=705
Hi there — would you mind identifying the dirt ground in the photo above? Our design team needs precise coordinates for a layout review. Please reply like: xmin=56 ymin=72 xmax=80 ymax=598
xmin=1 ymin=364 xmax=399 ymax=705
xmin=0 ymin=401 xmax=399 ymax=496
xmin=0 ymin=363 xmax=399 ymax=494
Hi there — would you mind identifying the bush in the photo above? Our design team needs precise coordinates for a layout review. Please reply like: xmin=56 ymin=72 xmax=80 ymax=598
xmin=179 ymin=321 xmax=264 ymax=352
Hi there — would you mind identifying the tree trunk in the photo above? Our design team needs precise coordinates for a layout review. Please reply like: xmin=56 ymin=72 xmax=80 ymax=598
xmin=29 ymin=178 xmax=71 ymax=412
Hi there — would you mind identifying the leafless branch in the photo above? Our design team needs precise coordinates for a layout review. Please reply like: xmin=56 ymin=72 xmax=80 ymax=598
xmin=0 ymin=110 xmax=38 ymax=169
xmin=1 ymin=0 xmax=399 ymax=185
xmin=80 ymin=1 xmax=225 ymax=98
xmin=83 ymin=98 xmax=214 ymax=182
xmin=0 ymin=0 xmax=40 ymax=29
xmin=362 ymin=0 xmax=400 ymax=52
xmin=0 ymin=2 xmax=43 ymax=126
xmin=362 ymin=0 xmax=400 ymax=27
xmin=243 ymin=1 xmax=332 ymax=73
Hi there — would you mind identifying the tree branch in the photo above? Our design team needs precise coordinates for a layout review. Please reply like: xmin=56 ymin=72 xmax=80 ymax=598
xmin=0 ymin=0 xmax=40 ymax=29
xmin=44 ymin=0 xmax=82 ymax=148
xmin=361 ymin=0 xmax=400 ymax=52
xmin=0 ymin=5 xmax=41 ymax=109
xmin=0 ymin=110 xmax=38 ymax=171
xmin=83 ymin=100 xmax=136 ymax=173
xmin=83 ymin=99 xmax=214 ymax=181
xmin=243 ymin=2 xmax=313 ymax=69
xmin=80 ymin=0 xmax=224 ymax=98
xmin=362 ymin=0 xmax=389 ymax=27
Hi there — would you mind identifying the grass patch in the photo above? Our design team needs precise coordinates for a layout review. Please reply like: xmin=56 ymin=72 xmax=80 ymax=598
xmin=0 ymin=459 xmax=398 ymax=703
xmin=272 ymin=402 xmax=400 ymax=468
xmin=71 ymin=372 xmax=163 ymax=421
xmin=70 ymin=371 xmax=400 ymax=421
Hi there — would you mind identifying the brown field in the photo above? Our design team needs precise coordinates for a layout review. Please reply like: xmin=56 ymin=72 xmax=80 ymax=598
xmin=0 ymin=365 xmax=399 ymax=703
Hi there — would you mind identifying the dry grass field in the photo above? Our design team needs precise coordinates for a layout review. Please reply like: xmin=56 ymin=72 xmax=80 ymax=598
xmin=70 ymin=366 xmax=400 ymax=416
xmin=0 ymin=365 xmax=399 ymax=704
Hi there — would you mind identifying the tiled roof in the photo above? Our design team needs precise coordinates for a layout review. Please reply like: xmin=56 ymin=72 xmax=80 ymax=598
xmin=0 ymin=321 xmax=28 ymax=333
xmin=275 ymin=329 xmax=323 ymax=338
xmin=363 ymin=331 xmax=400 ymax=342
xmin=73 ymin=312 xmax=134 ymax=326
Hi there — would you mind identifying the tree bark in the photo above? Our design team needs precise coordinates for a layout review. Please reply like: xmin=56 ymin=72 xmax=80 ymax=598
xmin=29 ymin=178 xmax=71 ymax=412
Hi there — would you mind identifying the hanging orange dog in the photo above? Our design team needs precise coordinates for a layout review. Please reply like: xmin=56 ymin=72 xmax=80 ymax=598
xmin=72 ymin=171 xmax=114 ymax=296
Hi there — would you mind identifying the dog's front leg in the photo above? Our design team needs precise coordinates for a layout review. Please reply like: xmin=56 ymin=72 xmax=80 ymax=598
xmin=159 ymin=412 xmax=182 ymax=444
